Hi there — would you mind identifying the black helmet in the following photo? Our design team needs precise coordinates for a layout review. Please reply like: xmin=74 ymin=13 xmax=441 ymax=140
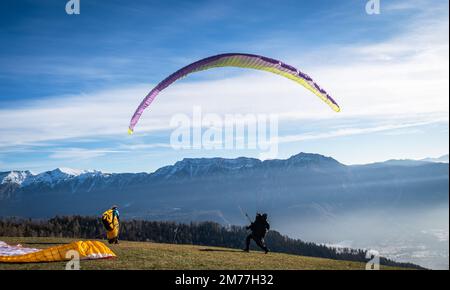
xmin=262 ymin=213 xmax=268 ymax=219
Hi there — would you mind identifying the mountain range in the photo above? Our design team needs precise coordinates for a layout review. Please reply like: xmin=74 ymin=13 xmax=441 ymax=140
xmin=0 ymin=152 xmax=448 ymax=223
xmin=421 ymin=154 xmax=449 ymax=163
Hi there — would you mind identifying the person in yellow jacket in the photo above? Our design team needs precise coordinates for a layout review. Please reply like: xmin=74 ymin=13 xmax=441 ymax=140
xmin=102 ymin=206 xmax=120 ymax=244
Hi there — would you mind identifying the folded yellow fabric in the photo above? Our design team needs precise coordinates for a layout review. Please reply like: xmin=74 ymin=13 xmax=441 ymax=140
xmin=0 ymin=240 xmax=116 ymax=263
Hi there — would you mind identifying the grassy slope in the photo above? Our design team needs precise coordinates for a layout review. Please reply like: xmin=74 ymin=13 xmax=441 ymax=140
xmin=0 ymin=237 xmax=405 ymax=270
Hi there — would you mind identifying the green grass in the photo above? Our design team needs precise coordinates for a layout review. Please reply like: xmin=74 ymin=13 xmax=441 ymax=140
xmin=0 ymin=237 xmax=406 ymax=270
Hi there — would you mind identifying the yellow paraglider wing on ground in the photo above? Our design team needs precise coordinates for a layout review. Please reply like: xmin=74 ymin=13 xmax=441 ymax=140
xmin=0 ymin=240 xmax=116 ymax=263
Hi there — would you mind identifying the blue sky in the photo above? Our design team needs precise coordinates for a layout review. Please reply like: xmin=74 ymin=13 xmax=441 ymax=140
xmin=0 ymin=0 xmax=448 ymax=173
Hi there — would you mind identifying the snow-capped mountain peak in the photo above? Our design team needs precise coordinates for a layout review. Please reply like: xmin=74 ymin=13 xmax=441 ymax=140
xmin=57 ymin=167 xmax=85 ymax=176
xmin=0 ymin=167 xmax=108 ymax=189
xmin=0 ymin=171 xmax=33 ymax=185
xmin=20 ymin=168 xmax=103 ymax=187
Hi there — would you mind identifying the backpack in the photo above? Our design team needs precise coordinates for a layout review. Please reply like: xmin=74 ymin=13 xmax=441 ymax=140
xmin=101 ymin=209 xmax=114 ymax=231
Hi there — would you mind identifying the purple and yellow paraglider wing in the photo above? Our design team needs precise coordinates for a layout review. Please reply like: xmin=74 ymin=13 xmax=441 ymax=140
xmin=128 ymin=53 xmax=340 ymax=133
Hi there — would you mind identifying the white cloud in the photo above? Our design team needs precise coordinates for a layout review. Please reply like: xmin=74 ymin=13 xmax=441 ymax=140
xmin=118 ymin=143 xmax=172 ymax=150
xmin=0 ymin=11 xmax=448 ymax=153
xmin=277 ymin=118 xmax=447 ymax=144
xmin=48 ymin=148 xmax=122 ymax=160
xmin=384 ymin=0 xmax=427 ymax=11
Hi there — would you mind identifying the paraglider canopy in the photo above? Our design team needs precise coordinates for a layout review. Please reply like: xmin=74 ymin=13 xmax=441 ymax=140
xmin=128 ymin=53 xmax=341 ymax=134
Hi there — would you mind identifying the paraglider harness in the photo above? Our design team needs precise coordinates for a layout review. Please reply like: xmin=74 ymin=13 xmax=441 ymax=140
xmin=102 ymin=209 xmax=119 ymax=231
xmin=246 ymin=213 xmax=270 ymax=237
